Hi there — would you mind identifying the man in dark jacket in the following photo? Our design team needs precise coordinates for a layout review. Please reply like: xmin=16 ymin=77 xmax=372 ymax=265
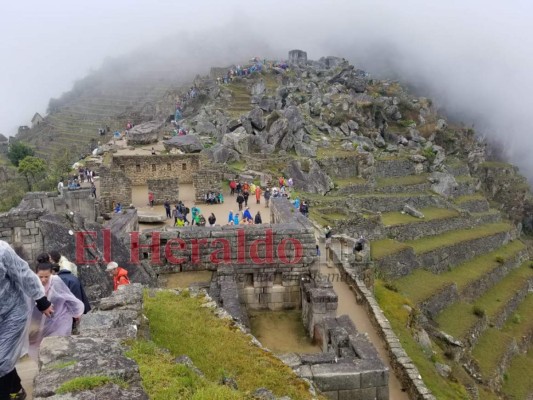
xmin=57 ymin=268 xmax=91 ymax=314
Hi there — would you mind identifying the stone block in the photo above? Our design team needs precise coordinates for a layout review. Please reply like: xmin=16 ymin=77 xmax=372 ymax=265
xmin=339 ymin=387 xmax=376 ymax=400
xmin=323 ymin=392 xmax=339 ymax=400
xmin=376 ymin=385 xmax=389 ymax=400
xmin=311 ymin=363 xmax=361 ymax=391
xmin=360 ymin=367 xmax=388 ymax=388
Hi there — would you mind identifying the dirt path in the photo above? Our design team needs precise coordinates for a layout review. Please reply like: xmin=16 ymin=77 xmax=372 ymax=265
xmin=316 ymin=237 xmax=409 ymax=400
xmin=16 ymin=356 xmax=38 ymax=399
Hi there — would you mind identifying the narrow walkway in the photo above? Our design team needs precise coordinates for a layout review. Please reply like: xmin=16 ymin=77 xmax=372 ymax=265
xmin=16 ymin=356 xmax=38 ymax=399
xmin=316 ymin=236 xmax=409 ymax=400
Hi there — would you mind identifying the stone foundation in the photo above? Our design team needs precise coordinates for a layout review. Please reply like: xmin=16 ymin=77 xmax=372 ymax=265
xmin=99 ymin=166 xmax=132 ymax=212
xmin=193 ymin=170 xmax=223 ymax=202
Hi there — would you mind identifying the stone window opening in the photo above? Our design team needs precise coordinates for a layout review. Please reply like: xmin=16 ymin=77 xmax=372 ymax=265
xmin=273 ymin=272 xmax=283 ymax=285
xmin=182 ymin=163 xmax=187 ymax=171
xmin=167 ymin=163 xmax=172 ymax=171
xmin=245 ymin=273 xmax=253 ymax=287
xmin=152 ymin=164 xmax=156 ymax=172
xmin=143 ymin=252 xmax=149 ymax=259
xmin=119 ymin=165 xmax=125 ymax=172
xmin=136 ymin=164 xmax=141 ymax=172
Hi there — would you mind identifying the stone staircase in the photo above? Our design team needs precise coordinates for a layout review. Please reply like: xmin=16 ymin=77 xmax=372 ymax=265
xmin=301 ymin=154 xmax=533 ymax=398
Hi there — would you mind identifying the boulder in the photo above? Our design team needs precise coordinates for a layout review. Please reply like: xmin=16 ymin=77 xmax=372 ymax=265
xmin=430 ymin=171 xmax=458 ymax=198
xmin=125 ymin=120 xmax=164 ymax=145
xmin=295 ymin=142 xmax=317 ymax=157
xmin=163 ymin=135 xmax=203 ymax=153
xmin=267 ymin=118 xmax=289 ymax=147
xmin=435 ymin=363 xmax=452 ymax=378
xmin=258 ymin=97 xmax=276 ymax=112
xmin=285 ymin=160 xmax=334 ymax=195
xmin=251 ymin=79 xmax=266 ymax=101
xmin=403 ymin=205 xmax=425 ymax=219
xmin=208 ymin=144 xmax=240 ymax=163
xmin=221 ymin=128 xmax=251 ymax=154
xmin=227 ymin=119 xmax=242 ymax=132
xmin=248 ymin=108 xmax=265 ymax=130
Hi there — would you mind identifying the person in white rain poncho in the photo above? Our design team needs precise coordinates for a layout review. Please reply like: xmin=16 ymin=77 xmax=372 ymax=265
xmin=28 ymin=263 xmax=85 ymax=361
xmin=0 ymin=242 xmax=53 ymax=400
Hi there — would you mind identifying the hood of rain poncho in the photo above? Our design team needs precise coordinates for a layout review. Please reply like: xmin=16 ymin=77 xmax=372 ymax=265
xmin=0 ymin=241 xmax=45 ymax=378
xmin=28 ymin=274 xmax=84 ymax=360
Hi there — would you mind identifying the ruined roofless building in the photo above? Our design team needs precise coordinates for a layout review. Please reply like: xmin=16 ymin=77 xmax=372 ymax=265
xmin=288 ymin=49 xmax=308 ymax=67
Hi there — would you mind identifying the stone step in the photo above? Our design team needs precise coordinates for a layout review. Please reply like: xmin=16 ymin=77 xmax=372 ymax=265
xmin=471 ymin=293 xmax=533 ymax=387
xmin=434 ymin=261 xmax=533 ymax=346
xmin=394 ymin=240 xmax=528 ymax=317
xmin=371 ymin=222 xmax=514 ymax=277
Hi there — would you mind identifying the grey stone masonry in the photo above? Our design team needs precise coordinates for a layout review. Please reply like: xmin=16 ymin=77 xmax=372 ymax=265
xmin=138 ymin=197 xmax=318 ymax=310
xmin=111 ymin=153 xmax=201 ymax=185
xmin=33 ymin=284 xmax=149 ymax=400
xmin=147 ymin=177 xmax=179 ymax=205
xmin=0 ymin=207 xmax=46 ymax=262
xmin=287 ymin=315 xmax=389 ymax=400
xmin=193 ymin=169 xmax=223 ymax=202
xmin=99 ymin=165 xmax=132 ymax=212
xmin=375 ymin=158 xmax=418 ymax=178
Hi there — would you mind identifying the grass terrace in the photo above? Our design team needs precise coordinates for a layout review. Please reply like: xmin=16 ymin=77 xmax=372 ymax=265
xmin=453 ymin=193 xmax=487 ymax=205
xmin=502 ymin=349 xmax=533 ymax=399
xmin=435 ymin=261 xmax=533 ymax=338
xmin=128 ymin=290 xmax=318 ymax=400
xmin=375 ymin=174 xmax=429 ymax=188
xmin=370 ymin=238 xmax=410 ymax=260
xmin=333 ymin=176 xmax=368 ymax=188
xmin=381 ymin=207 xmax=459 ymax=227
xmin=405 ymin=222 xmax=511 ymax=254
xmin=471 ymin=328 xmax=513 ymax=378
xmin=394 ymin=241 xmax=526 ymax=304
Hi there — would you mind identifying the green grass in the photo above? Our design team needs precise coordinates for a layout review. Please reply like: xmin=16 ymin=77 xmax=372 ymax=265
xmin=226 ymin=160 xmax=246 ymax=172
xmin=56 ymin=376 xmax=127 ymax=394
xmin=479 ymin=161 xmax=513 ymax=169
xmin=333 ymin=177 xmax=368 ymax=188
xmin=501 ymin=294 xmax=533 ymax=339
xmin=374 ymin=281 xmax=470 ymax=399
xmin=133 ymin=290 xmax=317 ymax=400
xmin=435 ymin=260 xmax=532 ymax=338
xmin=454 ymin=194 xmax=487 ymax=204
xmin=47 ymin=360 xmax=77 ymax=370
xmin=381 ymin=207 xmax=459 ymax=226
xmin=471 ymin=328 xmax=513 ymax=378
xmin=370 ymin=239 xmax=410 ymax=260
xmin=376 ymin=174 xmax=429 ymax=188
xmin=405 ymin=222 xmax=510 ymax=254
xmin=454 ymin=175 xmax=475 ymax=183
xmin=502 ymin=349 xmax=533 ymax=399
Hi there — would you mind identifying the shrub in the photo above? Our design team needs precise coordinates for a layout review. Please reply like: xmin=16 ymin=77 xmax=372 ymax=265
xmin=495 ymin=256 xmax=505 ymax=264
xmin=512 ymin=313 xmax=522 ymax=324
xmin=472 ymin=306 xmax=486 ymax=318
xmin=383 ymin=281 xmax=399 ymax=292
xmin=422 ymin=147 xmax=437 ymax=164
xmin=398 ymin=119 xmax=416 ymax=128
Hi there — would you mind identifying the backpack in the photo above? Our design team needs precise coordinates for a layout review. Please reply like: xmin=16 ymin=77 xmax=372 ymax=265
xmin=185 ymin=207 xmax=190 ymax=214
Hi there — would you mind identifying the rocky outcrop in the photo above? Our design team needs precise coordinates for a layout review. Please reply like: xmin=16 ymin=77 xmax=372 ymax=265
xmin=126 ymin=120 xmax=164 ymax=145
xmin=163 ymin=134 xmax=203 ymax=153
xmin=33 ymin=284 xmax=148 ymax=400
xmin=285 ymin=160 xmax=334 ymax=195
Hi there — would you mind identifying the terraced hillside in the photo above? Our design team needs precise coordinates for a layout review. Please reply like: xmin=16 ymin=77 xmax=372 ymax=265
xmin=15 ymin=77 xmax=182 ymax=159
xmin=290 ymin=151 xmax=532 ymax=399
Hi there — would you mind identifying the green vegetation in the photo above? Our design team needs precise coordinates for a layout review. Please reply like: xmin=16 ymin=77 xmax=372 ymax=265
xmin=48 ymin=360 xmax=77 ymax=370
xmin=453 ymin=194 xmax=487 ymax=204
xmin=405 ymin=222 xmax=511 ymax=254
xmin=227 ymin=160 xmax=247 ymax=172
xmin=56 ymin=376 xmax=127 ymax=394
xmin=395 ymin=241 xmax=525 ymax=304
xmin=421 ymin=147 xmax=437 ymax=163
xmin=374 ymin=281 xmax=470 ymax=399
xmin=225 ymin=82 xmax=252 ymax=119
xmin=381 ymin=207 xmax=459 ymax=226
xmin=130 ymin=290 xmax=317 ymax=400
xmin=376 ymin=174 xmax=429 ymax=188
xmin=479 ymin=161 xmax=513 ymax=169
xmin=398 ymin=119 xmax=416 ymax=128
xmin=333 ymin=176 xmax=367 ymax=188
xmin=7 ymin=141 xmax=34 ymax=166
xmin=502 ymin=349 xmax=533 ymax=399
xmin=18 ymin=156 xmax=46 ymax=190
xmin=370 ymin=238 xmax=410 ymax=260
xmin=472 ymin=328 xmax=513 ymax=378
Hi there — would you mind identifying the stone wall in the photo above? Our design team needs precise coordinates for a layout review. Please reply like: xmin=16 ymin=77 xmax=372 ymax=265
xmin=0 ymin=208 xmax=46 ymax=263
xmin=99 ymin=166 xmax=132 ymax=212
xmin=193 ymin=170 xmax=223 ymax=202
xmin=346 ymin=193 xmax=442 ymax=213
xmin=19 ymin=189 xmax=98 ymax=222
xmin=147 ymin=177 xmax=180 ymax=205
xmin=289 ymin=315 xmax=389 ymax=400
xmin=33 ymin=284 xmax=149 ymax=399
xmin=138 ymin=198 xmax=318 ymax=310
xmin=419 ymin=283 xmax=459 ymax=319
xmin=301 ymin=281 xmax=337 ymax=338
xmin=111 ymin=154 xmax=201 ymax=185
xmin=374 ymin=247 xmax=419 ymax=278
xmin=375 ymin=159 xmax=417 ymax=178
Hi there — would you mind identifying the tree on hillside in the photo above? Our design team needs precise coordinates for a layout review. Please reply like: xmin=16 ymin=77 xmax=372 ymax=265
xmin=8 ymin=142 xmax=34 ymax=167
xmin=18 ymin=156 xmax=46 ymax=191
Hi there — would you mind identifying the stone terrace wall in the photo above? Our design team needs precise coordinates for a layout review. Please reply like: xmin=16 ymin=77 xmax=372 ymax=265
xmin=193 ymin=170 xmax=223 ymax=202
xmin=147 ymin=177 xmax=179 ymax=205
xmin=375 ymin=158 xmax=418 ymax=178
xmin=0 ymin=208 xmax=46 ymax=262
xmin=138 ymin=198 xmax=317 ymax=310
xmin=99 ymin=166 xmax=132 ymax=212
xmin=33 ymin=284 xmax=149 ymax=400
xmin=111 ymin=154 xmax=201 ymax=185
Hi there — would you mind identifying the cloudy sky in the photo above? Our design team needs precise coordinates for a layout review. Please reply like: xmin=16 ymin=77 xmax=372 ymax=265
xmin=1 ymin=1 xmax=533 ymax=174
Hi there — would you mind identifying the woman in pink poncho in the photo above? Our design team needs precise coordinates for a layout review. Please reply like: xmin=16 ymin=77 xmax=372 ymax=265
xmin=28 ymin=263 xmax=85 ymax=360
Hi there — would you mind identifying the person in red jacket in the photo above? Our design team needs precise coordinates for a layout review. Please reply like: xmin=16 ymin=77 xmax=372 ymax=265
xmin=106 ymin=262 xmax=130 ymax=291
